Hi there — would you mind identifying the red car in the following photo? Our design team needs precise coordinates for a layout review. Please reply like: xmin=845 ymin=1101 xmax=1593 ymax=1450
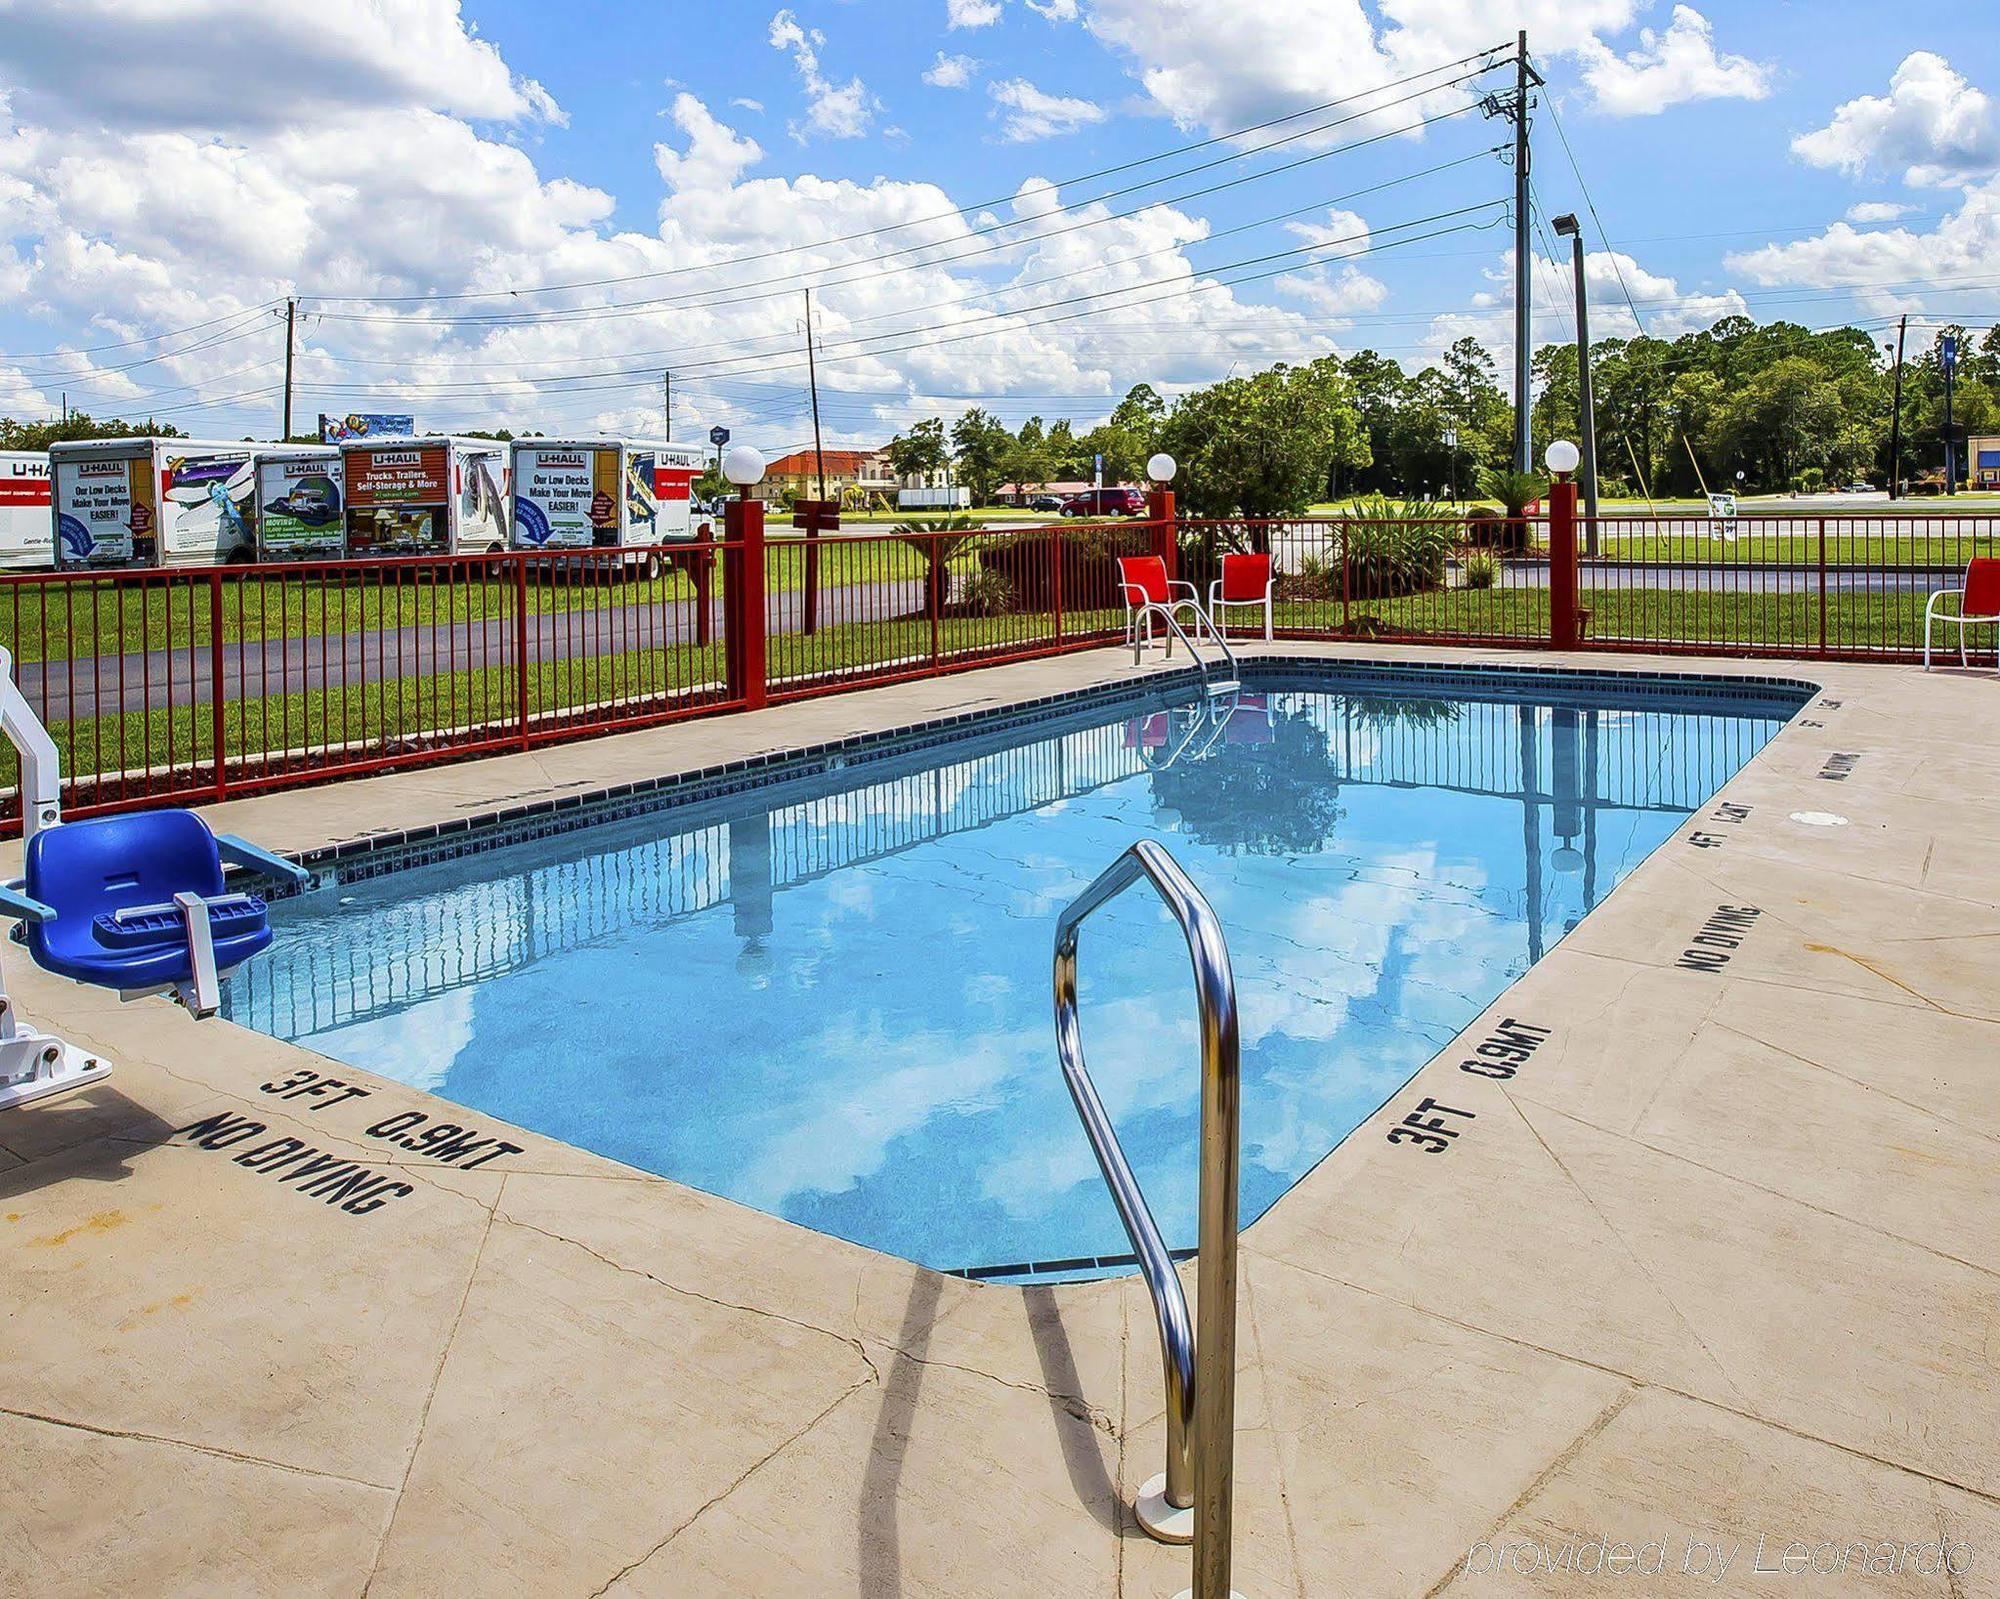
xmin=1060 ymin=486 xmax=1148 ymax=517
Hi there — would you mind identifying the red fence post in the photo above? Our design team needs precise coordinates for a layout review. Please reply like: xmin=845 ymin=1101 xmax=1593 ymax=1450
xmin=1817 ymin=516 xmax=1828 ymax=657
xmin=514 ymin=553 xmax=531 ymax=748
xmin=692 ymin=535 xmax=714 ymax=648
xmin=1050 ymin=523 xmax=1064 ymax=646
xmin=208 ymin=568 xmax=227 ymax=800
xmin=1549 ymin=477 xmax=1581 ymax=650
xmin=1148 ymin=488 xmax=1177 ymax=581
xmin=725 ymin=492 xmax=768 ymax=711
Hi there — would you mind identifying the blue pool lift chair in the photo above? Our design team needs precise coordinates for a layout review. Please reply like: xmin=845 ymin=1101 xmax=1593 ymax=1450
xmin=0 ymin=646 xmax=309 ymax=1110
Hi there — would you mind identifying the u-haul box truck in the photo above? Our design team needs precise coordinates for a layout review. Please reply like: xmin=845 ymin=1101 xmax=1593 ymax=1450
xmin=510 ymin=438 xmax=710 ymax=577
xmin=0 ymin=452 xmax=52 ymax=569
xmin=51 ymin=437 xmax=260 ymax=569
xmin=341 ymin=436 xmax=509 ymax=557
xmin=254 ymin=447 xmax=346 ymax=561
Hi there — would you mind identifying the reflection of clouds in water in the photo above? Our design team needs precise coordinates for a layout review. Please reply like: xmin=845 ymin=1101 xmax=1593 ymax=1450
xmin=735 ymin=1017 xmax=1035 ymax=1211
xmin=316 ymin=989 xmax=476 ymax=1092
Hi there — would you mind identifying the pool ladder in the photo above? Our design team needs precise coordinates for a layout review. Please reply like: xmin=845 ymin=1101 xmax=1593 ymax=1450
xmin=1129 ymin=601 xmax=1240 ymax=695
xmin=1053 ymin=839 xmax=1243 ymax=1599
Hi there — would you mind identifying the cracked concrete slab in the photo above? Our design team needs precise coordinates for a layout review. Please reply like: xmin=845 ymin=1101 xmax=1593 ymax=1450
xmin=1 ymin=642 xmax=1996 ymax=1596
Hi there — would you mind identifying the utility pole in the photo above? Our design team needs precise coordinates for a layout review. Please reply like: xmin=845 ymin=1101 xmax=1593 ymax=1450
xmin=1484 ymin=33 xmax=1542 ymax=474
xmin=1512 ymin=32 xmax=1537 ymax=474
xmin=1943 ymin=332 xmax=1959 ymax=496
xmin=281 ymin=297 xmax=297 ymax=440
xmin=1887 ymin=316 xmax=1907 ymax=499
xmin=662 ymin=371 xmax=671 ymax=436
xmin=803 ymin=288 xmax=826 ymax=501
xmin=1552 ymin=213 xmax=1598 ymax=549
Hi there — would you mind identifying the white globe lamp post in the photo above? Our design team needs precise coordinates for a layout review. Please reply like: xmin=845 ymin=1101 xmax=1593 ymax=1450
xmin=723 ymin=444 xmax=766 ymax=497
xmin=1544 ymin=439 xmax=1580 ymax=480
xmin=1147 ymin=452 xmax=1178 ymax=484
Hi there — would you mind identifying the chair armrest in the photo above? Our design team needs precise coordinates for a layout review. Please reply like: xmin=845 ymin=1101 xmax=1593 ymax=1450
xmin=0 ymin=879 xmax=56 ymax=923
xmin=1167 ymin=580 xmax=1201 ymax=603
xmin=216 ymin=834 xmax=311 ymax=888
xmin=1208 ymin=579 xmax=1223 ymax=608
xmin=1927 ymin=587 xmax=1964 ymax=620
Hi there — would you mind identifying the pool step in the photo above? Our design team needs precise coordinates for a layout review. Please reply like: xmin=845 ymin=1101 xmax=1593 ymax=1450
xmin=1206 ymin=678 xmax=1240 ymax=695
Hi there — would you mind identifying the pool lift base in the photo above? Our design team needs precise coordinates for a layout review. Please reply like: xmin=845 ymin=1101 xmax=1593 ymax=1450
xmin=1137 ymin=1472 xmax=1195 ymax=1544
xmin=0 ymin=999 xmax=110 ymax=1112
xmin=0 ymin=645 xmax=308 ymax=1112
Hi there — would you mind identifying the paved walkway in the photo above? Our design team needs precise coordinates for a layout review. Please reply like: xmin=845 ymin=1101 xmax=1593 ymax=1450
xmin=3 ymin=642 xmax=1998 ymax=1597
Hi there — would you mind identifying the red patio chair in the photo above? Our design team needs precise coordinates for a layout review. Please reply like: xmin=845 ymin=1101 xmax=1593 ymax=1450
xmin=1117 ymin=555 xmax=1202 ymax=653
xmin=1924 ymin=556 xmax=2000 ymax=670
xmin=1208 ymin=552 xmax=1274 ymax=640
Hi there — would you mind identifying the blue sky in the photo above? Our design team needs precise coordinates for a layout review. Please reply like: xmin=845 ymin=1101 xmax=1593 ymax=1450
xmin=2 ymin=0 xmax=1998 ymax=454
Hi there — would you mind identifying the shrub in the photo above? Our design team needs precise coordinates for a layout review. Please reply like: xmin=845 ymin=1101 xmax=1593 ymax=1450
xmin=1340 ymin=495 xmax=1458 ymax=598
xmin=977 ymin=524 xmax=1151 ymax=610
xmin=959 ymin=568 xmax=1015 ymax=617
xmin=1462 ymin=550 xmax=1499 ymax=590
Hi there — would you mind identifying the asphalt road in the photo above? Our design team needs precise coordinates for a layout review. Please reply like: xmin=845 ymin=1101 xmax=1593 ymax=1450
xmin=20 ymin=576 xmax=926 ymax=720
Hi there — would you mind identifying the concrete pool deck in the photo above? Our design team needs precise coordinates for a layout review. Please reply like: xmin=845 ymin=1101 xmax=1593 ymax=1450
xmin=3 ymin=641 xmax=1998 ymax=1597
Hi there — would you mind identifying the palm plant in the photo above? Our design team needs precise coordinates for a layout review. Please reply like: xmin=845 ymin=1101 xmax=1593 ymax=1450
xmin=1339 ymin=494 xmax=1458 ymax=598
xmin=1476 ymin=467 xmax=1547 ymax=553
xmin=891 ymin=515 xmax=979 ymax=616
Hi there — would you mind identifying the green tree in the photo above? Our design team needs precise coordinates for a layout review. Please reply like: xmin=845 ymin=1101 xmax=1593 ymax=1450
xmin=1158 ymin=362 xmax=1368 ymax=534
xmin=885 ymin=417 xmax=949 ymax=483
xmin=950 ymin=408 xmax=1014 ymax=503
xmin=0 ymin=412 xmax=186 ymax=450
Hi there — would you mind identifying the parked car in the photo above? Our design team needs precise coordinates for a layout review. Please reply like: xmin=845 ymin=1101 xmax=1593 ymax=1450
xmin=1026 ymin=492 xmax=1065 ymax=512
xmin=1061 ymin=486 xmax=1147 ymax=517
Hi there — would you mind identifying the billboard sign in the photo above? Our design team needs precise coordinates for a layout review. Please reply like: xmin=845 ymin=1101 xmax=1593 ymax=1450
xmin=346 ymin=443 xmax=450 ymax=552
xmin=514 ymin=445 xmax=618 ymax=548
xmin=320 ymin=412 xmax=417 ymax=444
xmin=0 ymin=452 xmax=51 ymax=568
xmin=258 ymin=456 xmax=345 ymax=556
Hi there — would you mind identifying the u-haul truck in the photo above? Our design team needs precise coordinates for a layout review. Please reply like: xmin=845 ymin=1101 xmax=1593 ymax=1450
xmin=253 ymin=447 xmax=346 ymax=561
xmin=51 ymin=437 xmax=260 ymax=569
xmin=510 ymin=438 xmax=710 ymax=577
xmin=0 ymin=452 xmax=52 ymax=569
xmin=341 ymin=435 xmax=509 ymax=557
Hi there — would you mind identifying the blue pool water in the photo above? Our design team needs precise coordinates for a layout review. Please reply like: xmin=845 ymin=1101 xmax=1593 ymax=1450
xmin=227 ymin=666 xmax=1802 ymax=1275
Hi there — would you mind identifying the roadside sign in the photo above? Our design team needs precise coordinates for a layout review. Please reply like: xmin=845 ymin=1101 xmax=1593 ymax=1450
xmin=1942 ymin=336 xmax=1958 ymax=374
xmin=1707 ymin=491 xmax=1738 ymax=541
xmin=791 ymin=498 xmax=840 ymax=532
xmin=709 ymin=425 xmax=731 ymax=446
xmin=1093 ymin=452 xmax=1104 ymax=488
xmin=1443 ymin=427 xmax=1458 ymax=449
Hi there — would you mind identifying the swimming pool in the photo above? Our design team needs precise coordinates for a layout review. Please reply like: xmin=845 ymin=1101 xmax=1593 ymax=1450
xmin=226 ymin=662 xmax=1805 ymax=1277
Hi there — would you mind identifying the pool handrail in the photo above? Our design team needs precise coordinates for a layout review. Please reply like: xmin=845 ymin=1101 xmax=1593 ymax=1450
xmin=1128 ymin=593 xmax=1240 ymax=692
xmin=1051 ymin=838 xmax=1241 ymax=1597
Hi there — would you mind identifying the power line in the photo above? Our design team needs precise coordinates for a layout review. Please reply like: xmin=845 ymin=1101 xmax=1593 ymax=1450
xmin=300 ymin=44 xmax=1513 ymax=309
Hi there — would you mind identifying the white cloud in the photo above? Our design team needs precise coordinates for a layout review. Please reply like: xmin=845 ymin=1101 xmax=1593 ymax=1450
xmin=1846 ymin=200 xmax=1916 ymax=223
xmin=1082 ymin=0 xmax=1765 ymax=138
xmin=768 ymin=9 xmax=878 ymax=141
xmin=654 ymin=93 xmax=763 ymax=193
xmin=729 ymin=97 xmax=765 ymax=113
xmin=1793 ymin=52 xmax=2000 ymax=187
xmin=1025 ymin=0 xmax=1079 ymax=17
xmin=947 ymin=0 xmax=1002 ymax=26
xmin=0 ymin=0 xmax=562 ymax=130
xmin=923 ymin=52 xmax=979 ymax=90
xmin=1274 ymin=263 xmax=1389 ymax=321
xmin=1725 ymin=182 xmax=2000 ymax=320
xmin=988 ymin=78 xmax=1108 ymax=142
xmin=1575 ymin=5 xmax=1771 ymax=117
xmin=1422 ymin=244 xmax=1747 ymax=366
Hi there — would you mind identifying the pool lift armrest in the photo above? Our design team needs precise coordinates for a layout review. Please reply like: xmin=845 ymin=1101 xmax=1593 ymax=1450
xmin=216 ymin=835 xmax=312 ymax=889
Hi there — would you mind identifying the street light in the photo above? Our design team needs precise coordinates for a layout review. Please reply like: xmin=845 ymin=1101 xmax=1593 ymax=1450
xmin=1147 ymin=452 xmax=1178 ymax=483
xmin=723 ymin=444 xmax=766 ymax=499
xmin=1545 ymin=439 xmax=1580 ymax=478
xmin=1550 ymin=212 xmax=1600 ymax=553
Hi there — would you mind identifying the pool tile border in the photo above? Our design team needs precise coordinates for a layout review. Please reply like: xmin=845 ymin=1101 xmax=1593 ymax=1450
xmin=255 ymin=653 xmax=1819 ymax=897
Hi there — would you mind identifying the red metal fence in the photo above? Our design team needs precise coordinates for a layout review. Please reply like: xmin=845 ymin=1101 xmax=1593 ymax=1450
xmin=1 ymin=492 xmax=1990 ymax=827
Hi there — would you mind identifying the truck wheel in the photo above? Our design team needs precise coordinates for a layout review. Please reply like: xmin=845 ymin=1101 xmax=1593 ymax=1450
xmin=643 ymin=551 xmax=662 ymax=581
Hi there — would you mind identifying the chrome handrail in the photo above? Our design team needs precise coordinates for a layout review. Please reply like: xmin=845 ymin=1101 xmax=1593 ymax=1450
xmin=1052 ymin=839 xmax=1241 ymax=1598
xmin=1130 ymin=598 xmax=1240 ymax=690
